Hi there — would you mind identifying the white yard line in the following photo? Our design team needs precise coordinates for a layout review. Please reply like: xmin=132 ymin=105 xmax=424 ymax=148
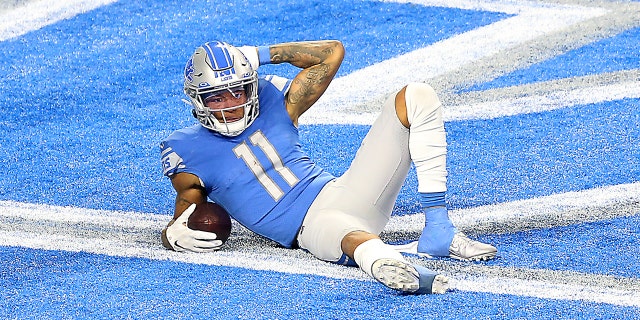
xmin=385 ymin=182 xmax=640 ymax=233
xmin=302 ymin=79 xmax=640 ymax=125
xmin=3 ymin=182 xmax=638 ymax=235
xmin=301 ymin=0 xmax=608 ymax=125
xmin=0 ymin=0 xmax=117 ymax=41
xmin=1 ymin=0 xmax=627 ymax=126
xmin=443 ymin=81 xmax=640 ymax=121
xmin=1 ymin=226 xmax=639 ymax=307
xmin=1 ymin=182 xmax=639 ymax=306
xmin=380 ymin=0 xmax=595 ymax=14
xmin=1 ymin=0 xmax=638 ymax=308
xmin=0 ymin=228 xmax=367 ymax=281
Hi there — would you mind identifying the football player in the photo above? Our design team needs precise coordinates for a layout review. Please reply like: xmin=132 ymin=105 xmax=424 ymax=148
xmin=160 ymin=40 xmax=497 ymax=294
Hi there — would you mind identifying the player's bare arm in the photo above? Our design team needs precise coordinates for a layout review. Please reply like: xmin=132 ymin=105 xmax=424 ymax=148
xmin=267 ymin=40 xmax=344 ymax=124
xmin=169 ymin=172 xmax=207 ymax=219
xmin=161 ymin=172 xmax=213 ymax=250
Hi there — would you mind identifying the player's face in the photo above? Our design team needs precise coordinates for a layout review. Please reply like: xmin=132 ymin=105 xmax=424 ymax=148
xmin=203 ymin=87 xmax=247 ymax=122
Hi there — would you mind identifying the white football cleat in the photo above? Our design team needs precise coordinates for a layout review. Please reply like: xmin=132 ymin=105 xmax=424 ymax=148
xmin=447 ymin=233 xmax=497 ymax=261
xmin=394 ymin=233 xmax=497 ymax=262
xmin=371 ymin=258 xmax=449 ymax=294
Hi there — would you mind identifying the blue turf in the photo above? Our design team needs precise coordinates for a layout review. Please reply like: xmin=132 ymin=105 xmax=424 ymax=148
xmin=1 ymin=246 xmax=637 ymax=320
xmin=1 ymin=97 xmax=637 ymax=214
xmin=303 ymin=98 xmax=640 ymax=212
xmin=474 ymin=215 xmax=640 ymax=278
xmin=0 ymin=0 xmax=508 ymax=214
xmin=444 ymin=98 xmax=640 ymax=208
xmin=466 ymin=26 xmax=640 ymax=91
xmin=1 ymin=1 xmax=639 ymax=318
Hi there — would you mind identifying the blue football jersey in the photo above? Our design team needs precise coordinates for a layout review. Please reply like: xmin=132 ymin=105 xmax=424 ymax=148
xmin=160 ymin=75 xmax=335 ymax=247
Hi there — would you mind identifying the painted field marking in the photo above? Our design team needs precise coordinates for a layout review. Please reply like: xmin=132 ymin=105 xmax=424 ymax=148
xmin=1 ymin=182 xmax=638 ymax=305
xmin=1 ymin=0 xmax=638 ymax=308
xmin=0 ymin=0 xmax=118 ymax=41
xmin=303 ymin=0 xmax=608 ymax=124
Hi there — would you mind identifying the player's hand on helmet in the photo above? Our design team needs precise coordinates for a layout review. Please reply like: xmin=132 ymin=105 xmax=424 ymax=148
xmin=161 ymin=203 xmax=223 ymax=253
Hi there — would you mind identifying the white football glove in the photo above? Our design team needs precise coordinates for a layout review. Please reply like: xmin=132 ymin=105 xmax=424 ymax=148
xmin=237 ymin=46 xmax=260 ymax=70
xmin=162 ymin=203 xmax=223 ymax=253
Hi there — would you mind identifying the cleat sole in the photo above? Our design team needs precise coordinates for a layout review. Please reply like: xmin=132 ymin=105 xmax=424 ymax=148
xmin=371 ymin=258 xmax=448 ymax=294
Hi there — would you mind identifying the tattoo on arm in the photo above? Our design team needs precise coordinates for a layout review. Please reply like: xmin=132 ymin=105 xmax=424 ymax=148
xmin=268 ymin=40 xmax=344 ymax=119
xmin=272 ymin=44 xmax=337 ymax=106
xmin=287 ymin=63 xmax=331 ymax=105
xmin=271 ymin=44 xmax=334 ymax=68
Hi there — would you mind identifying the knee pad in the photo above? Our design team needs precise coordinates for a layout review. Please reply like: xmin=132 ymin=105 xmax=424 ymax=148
xmin=404 ymin=83 xmax=442 ymax=127
xmin=404 ymin=83 xmax=447 ymax=193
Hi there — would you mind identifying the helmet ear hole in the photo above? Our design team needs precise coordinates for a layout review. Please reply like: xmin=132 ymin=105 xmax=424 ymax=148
xmin=192 ymin=109 xmax=197 ymax=119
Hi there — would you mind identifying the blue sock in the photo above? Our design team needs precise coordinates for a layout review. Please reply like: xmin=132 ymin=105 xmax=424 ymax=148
xmin=417 ymin=192 xmax=456 ymax=256
xmin=419 ymin=192 xmax=446 ymax=208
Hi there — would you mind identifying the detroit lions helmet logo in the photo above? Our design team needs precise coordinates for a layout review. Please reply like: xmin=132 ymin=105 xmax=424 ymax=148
xmin=184 ymin=58 xmax=194 ymax=83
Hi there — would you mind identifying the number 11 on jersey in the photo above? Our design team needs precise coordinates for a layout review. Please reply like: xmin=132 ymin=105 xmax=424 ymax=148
xmin=233 ymin=130 xmax=300 ymax=201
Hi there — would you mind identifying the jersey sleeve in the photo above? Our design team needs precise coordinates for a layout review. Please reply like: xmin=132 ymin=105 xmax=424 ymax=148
xmin=262 ymin=75 xmax=292 ymax=95
xmin=160 ymin=141 xmax=185 ymax=177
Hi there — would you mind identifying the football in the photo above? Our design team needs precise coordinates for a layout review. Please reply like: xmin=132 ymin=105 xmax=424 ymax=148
xmin=187 ymin=202 xmax=232 ymax=243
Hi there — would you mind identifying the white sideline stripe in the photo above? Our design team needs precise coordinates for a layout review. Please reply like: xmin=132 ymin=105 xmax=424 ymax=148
xmin=444 ymin=81 xmax=640 ymax=121
xmin=0 ymin=230 xmax=366 ymax=281
xmin=1 ymin=0 xmax=637 ymax=307
xmin=0 ymin=0 xmax=619 ymax=125
xmin=301 ymin=1 xmax=607 ymax=125
xmin=0 ymin=0 xmax=117 ymax=41
xmin=383 ymin=0 xmax=595 ymax=15
xmin=1 ymin=230 xmax=639 ymax=307
xmin=304 ymin=80 xmax=640 ymax=125
xmin=385 ymin=182 xmax=640 ymax=233
xmin=0 ymin=200 xmax=167 ymax=227
xmin=1 ymin=182 xmax=639 ymax=306
xmin=2 ymin=182 xmax=637 ymax=234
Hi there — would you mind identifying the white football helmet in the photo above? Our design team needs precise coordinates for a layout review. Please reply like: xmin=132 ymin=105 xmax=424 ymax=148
xmin=183 ymin=41 xmax=259 ymax=136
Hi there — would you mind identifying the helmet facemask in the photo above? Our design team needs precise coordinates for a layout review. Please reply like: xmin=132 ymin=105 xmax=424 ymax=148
xmin=184 ymin=41 xmax=259 ymax=137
